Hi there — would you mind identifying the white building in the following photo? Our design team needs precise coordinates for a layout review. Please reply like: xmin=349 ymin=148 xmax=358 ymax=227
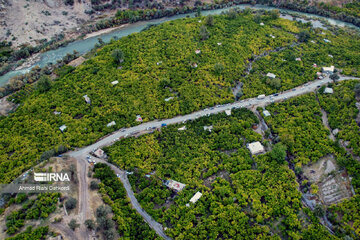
xmin=225 ymin=109 xmax=231 ymax=116
xmin=165 ymin=179 xmax=186 ymax=192
xmin=203 ymin=126 xmax=213 ymax=132
xmin=111 ymin=80 xmax=119 ymax=85
xmin=178 ymin=126 xmax=187 ymax=131
xmin=217 ymin=42 xmax=222 ymax=46
xmin=83 ymin=95 xmax=91 ymax=104
xmin=165 ymin=97 xmax=174 ymax=102
xmin=107 ymin=121 xmax=116 ymax=127
xmin=322 ymin=66 xmax=335 ymax=74
xmin=247 ymin=141 xmax=265 ymax=155
xmin=189 ymin=192 xmax=202 ymax=204
xmin=260 ymin=22 xmax=264 ymax=26
xmin=324 ymin=87 xmax=334 ymax=94
xmin=135 ymin=115 xmax=143 ymax=122
xmin=59 ymin=125 xmax=67 ymax=132
xmin=94 ymin=149 xmax=104 ymax=158
xmin=195 ymin=50 xmax=201 ymax=54
xmin=266 ymin=73 xmax=276 ymax=79
xmin=324 ymin=39 xmax=331 ymax=43
xmin=295 ymin=58 xmax=301 ymax=61
xmin=263 ymin=110 xmax=271 ymax=117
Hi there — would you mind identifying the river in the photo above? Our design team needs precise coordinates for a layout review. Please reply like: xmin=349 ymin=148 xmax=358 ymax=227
xmin=0 ymin=4 xmax=359 ymax=87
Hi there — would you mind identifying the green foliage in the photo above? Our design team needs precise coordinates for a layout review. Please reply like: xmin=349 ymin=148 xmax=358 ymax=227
xmin=6 ymin=193 xmax=59 ymax=235
xmin=90 ymin=180 xmax=99 ymax=190
xmin=199 ymin=25 xmax=209 ymax=40
xmin=104 ymin=108 xmax=331 ymax=238
xmin=93 ymin=163 xmax=158 ymax=239
xmin=205 ymin=15 xmax=214 ymax=26
xmin=266 ymin=94 xmax=335 ymax=164
xmin=65 ymin=197 xmax=77 ymax=211
xmin=270 ymin=143 xmax=287 ymax=164
xmin=68 ymin=219 xmax=79 ymax=231
xmin=85 ymin=219 xmax=96 ymax=230
xmin=111 ymin=49 xmax=124 ymax=65
xmin=298 ymin=30 xmax=310 ymax=42
xmin=6 ymin=226 xmax=48 ymax=240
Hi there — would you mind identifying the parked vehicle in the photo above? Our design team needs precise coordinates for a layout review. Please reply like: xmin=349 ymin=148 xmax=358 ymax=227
xmin=257 ymin=94 xmax=266 ymax=100
xmin=161 ymin=123 xmax=167 ymax=127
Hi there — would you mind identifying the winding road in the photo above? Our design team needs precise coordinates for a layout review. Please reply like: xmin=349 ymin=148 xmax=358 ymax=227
xmin=66 ymin=74 xmax=358 ymax=240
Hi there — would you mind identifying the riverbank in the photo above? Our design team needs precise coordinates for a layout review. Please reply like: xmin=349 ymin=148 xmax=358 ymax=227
xmin=83 ymin=24 xmax=129 ymax=40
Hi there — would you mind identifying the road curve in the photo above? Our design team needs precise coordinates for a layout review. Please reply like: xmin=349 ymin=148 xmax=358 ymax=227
xmin=66 ymin=75 xmax=358 ymax=239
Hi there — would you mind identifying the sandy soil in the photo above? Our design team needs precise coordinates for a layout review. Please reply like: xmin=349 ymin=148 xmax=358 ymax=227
xmin=83 ymin=24 xmax=129 ymax=39
xmin=0 ymin=0 xmax=92 ymax=47
xmin=0 ymin=95 xmax=18 ymax=116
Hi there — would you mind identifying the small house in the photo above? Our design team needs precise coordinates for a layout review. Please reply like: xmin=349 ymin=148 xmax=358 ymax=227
xmin=247 ymin=141 xmax=265 ymax=155
xmin=266 ymin=73 xmax=276 ymax=79
xmin=54 ymin=111 xmax=61 ymax=115
xmin=94 ymin=149 xmax=104 ymax=158
xmin=178 ymin=126 xmax=187 ymax=131
xmin=324 ymin=39 xmax=331 ymax=43
xmin=111 ymin=80 xmax=119 ymax=85
xmin=83 ymin=95 xmax=91 ymax=104
xmin=313 ymin=63 xmax=317 ymax=68
xmin=135 ymin=115 xmax=143 ymax=122
xmin=107 ymin=121 xmax=116 ymax=127
xmin=263 ymin=110 xmax=271 ymax=117
xmin=322 ymin=66 xmax=335 ymax=74
xmin=165 ymin=179 xmax=186 ymax=192
xmin=225 ymin=109 xmax=231 ymax=116
xmin=260 ymin=22 xmax=264 ymax=26
xmin=192 ymin=63 xmax=198 ymax=68
xmin=189 ymin=192 xmax=202 ymax=204
xmin=295 ymin=58 xmax=301 ymax=61
xmin=59 ymin=125 xmax=67 ymax=132
xmin=217 ymin=42 xmax=222 ymax=46
xmin=203 ymin=126 xmax=213 ymax=132
xmin=195 ymin=50 xmax=201 ymax=54
xmin=324 ymin=87 xmax=334 ymax=94
xmin=165 ymin=97 xmax=174 ymax=102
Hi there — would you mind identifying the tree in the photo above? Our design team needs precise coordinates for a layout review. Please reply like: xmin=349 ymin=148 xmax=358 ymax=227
xmin=314 ymin=204 xmax=324 ymax=217
xmin=199 ymin=25 xmax=209 ymax=41
xmin=298 ymin=31 xmax=310 ymax=42
xmin=330 ymin=73 xmax=340 ymax=82
xmin=112 ymin=49 xmax=124 ymax=65
xmin=68 ymin=219 xmax=79 ymax=231
xmin=36 ymin=76 xmax=51 ymax=93
xmin=269 ymin=10 xmax=280 ymax=20
xmin=103 ymin=229 xmax=116 ymax=240
xmin=96 ymin=205 xmax=111 ymax=218
xmin=214 ymin=63 xmax=224 ymax=75
xmin=97 ymin=217 xmax=115 ymax=230
xmin=227 ymin=9 xmax=238 ymax=19
xmin=195 ymin=7 xmax=201 ymax=17
xmin=270 ymin=143 xmax=287 ymax=164
xmin=354 ymin=83 xmax=360 ymax=96
xmin=253 ymin=14 xmax=261 ymax=24
xmin=85 ymin=219 xmax=95 ymax=230
xmin=205 ymin=15 xmax=214 ymax=26
xmin=90 ymin=180 xmax=99 ymax=190
xmin=65 ymin=197 xmax=77 ymax=211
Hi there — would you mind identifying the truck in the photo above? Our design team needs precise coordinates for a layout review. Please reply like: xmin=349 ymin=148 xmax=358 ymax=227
xmin=257 ymin=94 xmax=266 ymax=100
xmin=161 ymin=123 xmax=167 ymax=127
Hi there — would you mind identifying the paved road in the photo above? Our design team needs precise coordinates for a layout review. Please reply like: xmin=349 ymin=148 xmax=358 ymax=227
xmin=67 ymin=74 xmax=358 ymax=239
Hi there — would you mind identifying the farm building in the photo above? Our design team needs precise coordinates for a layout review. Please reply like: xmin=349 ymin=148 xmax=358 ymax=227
xmin=94 ymin=149 xmax=104 ymax=158
xmin=225 ymin=109 xmax=231 ymax=116
xmin=165 ymin=179 xmax=186 ymax=192
xmin=178 ymin=126 xmax=187 ymax=131
xmin=59 ymin=125 xmax=67 ymax=132
xmin=203 ymin=126 xmax=213 ymax=132
xmin=111 ymin=80 xmax=119 ymax=85
xmin=324 ymin=87 xmax=334 ymax=94
xmin=135 ymin=115 xmax=143 ymax=122
xmin=263 ymin=110 xmax=271 ymax=117
xmin=189 ymin=192 xmax=202 ymax=204
xmin=247 ymin=141 xmax=265 ymax=155
xmin=266 ymin=73 xmax=276 ymax=79
xmin=322 ymin=66 xmax=335 ymax=74
xmin=83 ymin=95 xmax=91 ymax=104
xmin=107 ymin=121 xmax=116 ymax=127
